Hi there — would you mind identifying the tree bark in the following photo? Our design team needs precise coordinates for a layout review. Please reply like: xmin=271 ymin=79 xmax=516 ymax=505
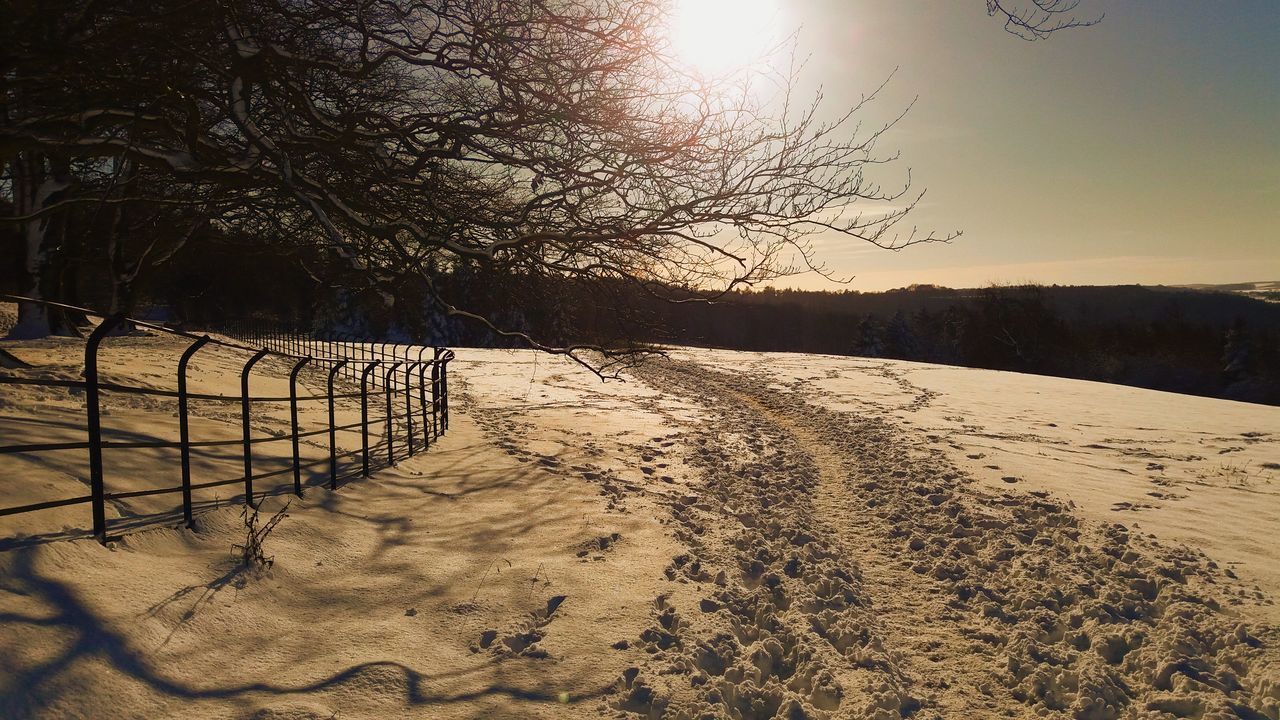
xmin=7 ymin=152 xmax=72 ymax=339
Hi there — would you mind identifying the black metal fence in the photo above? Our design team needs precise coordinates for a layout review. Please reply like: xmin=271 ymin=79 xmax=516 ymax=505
xmin=0 ymin=295 xmax=453 ymax=544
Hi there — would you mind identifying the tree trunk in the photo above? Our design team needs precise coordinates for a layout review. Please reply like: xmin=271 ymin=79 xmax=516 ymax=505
xmin=105 ymin=159 xmax=143 ymax=330
xmin=54 ymin=230 xmax=92 ymax=336
xmin=7 ymin=152 xmax=72 ymax=339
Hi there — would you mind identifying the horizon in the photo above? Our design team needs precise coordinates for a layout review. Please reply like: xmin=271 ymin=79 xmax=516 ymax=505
xmin=743 ymin=278 xmax=1280 ymax=294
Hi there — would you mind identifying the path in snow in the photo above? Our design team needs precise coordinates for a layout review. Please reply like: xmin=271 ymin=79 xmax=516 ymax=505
xmin=613 ymin=358 xmax=1278 ymax=719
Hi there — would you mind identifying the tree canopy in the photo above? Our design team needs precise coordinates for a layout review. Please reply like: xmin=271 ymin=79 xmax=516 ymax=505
xmin=2 ymin=0 xmax=1097 ymax=365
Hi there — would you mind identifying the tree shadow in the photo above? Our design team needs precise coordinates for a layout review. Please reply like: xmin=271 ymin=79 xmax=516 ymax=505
xmin=0 ymin=548 xmax=615 ymax=717
xmin=140 ymin=561 xmax=248 ymax=650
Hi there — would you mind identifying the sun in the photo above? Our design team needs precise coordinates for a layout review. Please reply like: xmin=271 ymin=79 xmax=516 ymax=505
xmin=668 ymin=0 xmax=784 ymax=77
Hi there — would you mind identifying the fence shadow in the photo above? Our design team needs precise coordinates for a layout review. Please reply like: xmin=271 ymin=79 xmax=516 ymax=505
xmin=1 ymin=434 xmax=412 ymax=551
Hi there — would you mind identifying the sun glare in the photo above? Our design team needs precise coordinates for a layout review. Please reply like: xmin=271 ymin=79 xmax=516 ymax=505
xmin=669 ymin=0 xmax=783 ymax=77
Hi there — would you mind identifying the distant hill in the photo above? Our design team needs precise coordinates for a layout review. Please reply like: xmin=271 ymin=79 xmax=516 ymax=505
xmin=1174 ymin=281 xmax=1280 ymax=303
xmin=659 ymin=283 xmax=1280 ymax=333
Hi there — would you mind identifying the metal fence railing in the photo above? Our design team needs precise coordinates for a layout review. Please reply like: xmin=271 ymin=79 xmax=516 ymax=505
xmin=0 ymin=295 xmax=453 ymax=545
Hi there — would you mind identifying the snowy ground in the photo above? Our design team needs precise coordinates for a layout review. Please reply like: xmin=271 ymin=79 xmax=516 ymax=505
xmin=675 ymin=349 xmax=1280 ymax=624
xmin=1 ymin=336 xmax=1277 ymax=718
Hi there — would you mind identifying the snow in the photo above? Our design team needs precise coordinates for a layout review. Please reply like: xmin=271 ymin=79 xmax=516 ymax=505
xmin=2 ymin=336 xmax=1278 ymax=718
xmin=676 ymin=349 xmax=1280 ymax=623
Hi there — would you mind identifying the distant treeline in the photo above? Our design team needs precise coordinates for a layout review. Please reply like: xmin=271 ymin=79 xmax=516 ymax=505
xmin=420 ymin=277 xmax=1280 ymax=406
xmin=5 ymin=225 xmax=1276 ymax=405
xmin=359 ymin=272 xmax=1280 ymax=406
xmin=629 ymin=284 xmax=1280 ymax=406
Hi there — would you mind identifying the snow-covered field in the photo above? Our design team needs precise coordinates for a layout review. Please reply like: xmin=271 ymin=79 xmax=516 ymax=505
xmin=1 ymin=335 xmax=1278 ymax=718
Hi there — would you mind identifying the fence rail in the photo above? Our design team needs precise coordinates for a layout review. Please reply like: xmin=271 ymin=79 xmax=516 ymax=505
xmin=0 ymin=294 xmax=453 ymax=544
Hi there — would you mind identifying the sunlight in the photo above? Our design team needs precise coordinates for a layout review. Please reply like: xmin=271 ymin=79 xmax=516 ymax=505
xmin=668 ymin=0 xmax=784 ymax=77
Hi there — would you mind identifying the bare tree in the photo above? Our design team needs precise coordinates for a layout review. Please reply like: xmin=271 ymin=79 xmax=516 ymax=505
xmin=1 ymin=0 xmax=1096 ymax=362
xmin=987 ymin=0 xmax=1102 ymax=39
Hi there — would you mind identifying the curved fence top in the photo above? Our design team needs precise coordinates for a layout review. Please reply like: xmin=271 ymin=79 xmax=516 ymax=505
xmin=0 ymin=294 xmax=455 ymax=366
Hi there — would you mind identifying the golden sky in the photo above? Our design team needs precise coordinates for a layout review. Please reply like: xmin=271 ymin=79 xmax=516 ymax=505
xmin=770 ymin=0 xmax=1279 ymax=290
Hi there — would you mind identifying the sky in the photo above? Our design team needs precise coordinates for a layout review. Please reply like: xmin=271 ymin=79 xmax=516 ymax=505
xmin=750 ymin=0 xmax=1279 ymax=291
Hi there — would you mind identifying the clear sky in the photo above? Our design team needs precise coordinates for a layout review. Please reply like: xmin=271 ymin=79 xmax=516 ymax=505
xmin=765 ymin=0 xmax=1279 ymax=291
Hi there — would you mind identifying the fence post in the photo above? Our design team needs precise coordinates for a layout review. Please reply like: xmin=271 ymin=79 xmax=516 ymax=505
xmin=441 ymin=356 xmax=450 ymax=432
xmin=178 ymin=335 xmax=211 ymax=529
xmin=415 ymin=348 xmax=428 ymax=446
xmin=405 ymin=362 xmax=417 ymax=457
xmin=289 ymin=356 xmax=312 ymax=497
xmin=327 ymin=360 xmax=347 ymax=490
xmin=240 ymin=348 xmax=269 ymax=506
xmin=385 ymin=361 xmax=402 ymax=465
xmin=347 ymin=335 xmax=357 ymax=382
xmin=430 ymin=356 xmax=440 ymax=439
xmin=418 ymin=361 xmax=430 ymax=449
xmin=433 ymin=347 xmax=445 ymax=435
xmin=350 ymin=336 xmax=360 ymax=381
xmin=340 ymin=336 xmax=348 ymax=380
xmin=86 ymin=314 xmax=125 ymax=544
xmin=360 ymin=361 xmax=379 ymax=477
